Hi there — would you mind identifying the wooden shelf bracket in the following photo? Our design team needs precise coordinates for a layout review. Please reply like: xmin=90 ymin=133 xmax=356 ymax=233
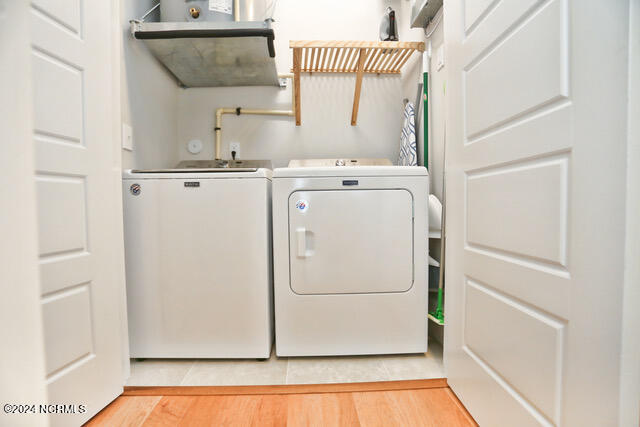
xmin=351 ymin=48 xmax=369 ymax=126
xmin=292 ymin=47 xmax=302 ymax=126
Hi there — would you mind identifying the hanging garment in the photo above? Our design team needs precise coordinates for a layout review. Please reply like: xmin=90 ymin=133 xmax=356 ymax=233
xmin=398 ymin=102 xmax=417 ymax=166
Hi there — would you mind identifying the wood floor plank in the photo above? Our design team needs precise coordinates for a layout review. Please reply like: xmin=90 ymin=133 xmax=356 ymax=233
xmin=353 ymin=389 xmax=477 ymax=427
xmin=84 ymin=396 xmax=161 ymax=427
xmin=177 ymin=395 xmax=264 ymax=426
xmin=444 ymin=388 xmax=478 ymax=426
xmin=252 ymin=395 xmax=288 ymax=427
xmin=142 ymin=396 xmax=193 ymax=426
xmin=394 ymin=389 xmax=476 ymax=427
xmin=352 ymin=390 xmax=413 ymax=427
xmin=138 ymin=394 xmax=290 ymax=427
xmin=287 ymin=393 xmax=359 ymax=427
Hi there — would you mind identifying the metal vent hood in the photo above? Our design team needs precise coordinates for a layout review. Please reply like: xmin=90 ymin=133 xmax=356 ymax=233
xmin=410 ymin=0 xmax=443 ymax=28
xmin=130 ymin=18 xmax=279 ymax=88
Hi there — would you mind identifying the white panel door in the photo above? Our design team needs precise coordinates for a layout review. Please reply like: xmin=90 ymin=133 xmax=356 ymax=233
xmin=288 ymin=189 xmax=414 ymax=295
xmin=0 ymin=1 xmax=48 ymax=426
xmin=30 ymin=0 xmax=124 ymax=425
xmin=444 ymin=0 xmax=630 ymax=425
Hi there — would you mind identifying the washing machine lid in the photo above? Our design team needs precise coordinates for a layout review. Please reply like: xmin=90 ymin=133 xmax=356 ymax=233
xmin=274 ymin=165 xmax=428 ymax=178
xmin=122 ymin=167 xmax=272 ymax=180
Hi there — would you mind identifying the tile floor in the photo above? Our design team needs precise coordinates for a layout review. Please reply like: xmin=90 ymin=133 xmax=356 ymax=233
xmin=126 ymin=341 xmax=444 ymax=386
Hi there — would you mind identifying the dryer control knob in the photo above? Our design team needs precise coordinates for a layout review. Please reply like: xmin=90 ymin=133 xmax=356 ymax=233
xmin=335 ymin=159 xmax=346 ymax=166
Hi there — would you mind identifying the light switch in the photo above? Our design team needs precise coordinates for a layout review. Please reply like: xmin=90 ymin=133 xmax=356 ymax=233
xmin=122 ymin=123 xmax=133 ymax=151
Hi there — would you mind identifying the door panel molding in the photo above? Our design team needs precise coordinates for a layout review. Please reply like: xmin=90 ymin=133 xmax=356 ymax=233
xmin=463 ymin=278 xmax=565 ymax=423
xmin=465 ymin=153 xmax=569 ymax=267
xmin=464 ymin=0 xmax=569 ymax=141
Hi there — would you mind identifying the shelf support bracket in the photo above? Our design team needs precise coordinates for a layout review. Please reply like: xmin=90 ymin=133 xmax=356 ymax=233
xmin=351 ymin=48 xmax=369 ymax=126
xmin=293 ymin=48 xmax=302 ymax=126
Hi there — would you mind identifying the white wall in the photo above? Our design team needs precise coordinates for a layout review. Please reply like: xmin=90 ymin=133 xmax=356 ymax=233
xmin=176 ymin=0 xmax=425 ymax=167
xmin=121 ymin=0 xmax=179 ymax=170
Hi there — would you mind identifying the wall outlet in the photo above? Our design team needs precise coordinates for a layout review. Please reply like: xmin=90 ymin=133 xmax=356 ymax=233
xmin=230 ymin=142 xmax=240 ymax=159
xmin=122 ymin=123 xmax=133 ymax=151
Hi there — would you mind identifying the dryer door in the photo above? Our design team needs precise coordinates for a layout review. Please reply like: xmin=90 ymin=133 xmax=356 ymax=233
xmin=288 ymin=189 xmax=414 ymax=295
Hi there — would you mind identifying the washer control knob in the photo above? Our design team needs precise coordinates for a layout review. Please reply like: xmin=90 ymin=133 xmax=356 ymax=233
xmin=335 ymin=159 xmax=346 ymax=166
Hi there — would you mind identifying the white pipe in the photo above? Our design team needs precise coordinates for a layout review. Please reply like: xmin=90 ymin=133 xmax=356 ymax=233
xmin=214 ymin=74 xmax=296 ymax=159
xmin=234 ymin=0 xmax=240 ymax=21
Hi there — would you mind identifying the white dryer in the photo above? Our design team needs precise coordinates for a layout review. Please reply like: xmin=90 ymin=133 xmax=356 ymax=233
xmin=272 ymin=159 xmax=429 ymax=356
xmin=123 ymin=160 xmax=273 ymax=358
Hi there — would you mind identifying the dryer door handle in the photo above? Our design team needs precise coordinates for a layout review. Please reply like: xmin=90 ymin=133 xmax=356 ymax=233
xmin=296 ymin=227 xmax=309 ymax=258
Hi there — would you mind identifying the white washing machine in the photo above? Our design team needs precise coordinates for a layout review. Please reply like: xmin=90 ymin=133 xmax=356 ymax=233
xmin=123 ymin=160 xmax=273 ymax=358
xmin=272 ymin=159 xmax=429 ymax=356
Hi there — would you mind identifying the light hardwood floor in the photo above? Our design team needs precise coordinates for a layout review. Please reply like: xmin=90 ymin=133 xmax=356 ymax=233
xmin=86 ymin=380 xmax=476 ymax=426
